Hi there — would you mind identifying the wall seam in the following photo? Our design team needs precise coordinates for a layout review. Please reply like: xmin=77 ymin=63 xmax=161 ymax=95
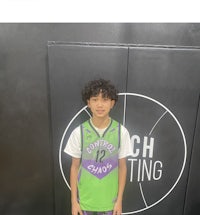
xmin=46 ymin=44 xmax=57 ymax=215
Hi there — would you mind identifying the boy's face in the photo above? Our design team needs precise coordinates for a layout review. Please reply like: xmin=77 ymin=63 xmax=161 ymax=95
xmin=87 ymin=93 xmax=115 ymax=119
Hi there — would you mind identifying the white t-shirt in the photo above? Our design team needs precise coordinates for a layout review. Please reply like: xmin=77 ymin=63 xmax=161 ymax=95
xmin=64 ymin=120 xmax=132 ymax=159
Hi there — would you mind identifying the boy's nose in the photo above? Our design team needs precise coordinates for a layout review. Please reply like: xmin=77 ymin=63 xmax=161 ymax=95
xmin=97 ymin=100 xmax=103 ymax=106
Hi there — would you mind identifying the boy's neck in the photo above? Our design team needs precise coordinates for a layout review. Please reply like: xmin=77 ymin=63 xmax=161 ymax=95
xmin=91 ymin=116 xmax=111 ymax=129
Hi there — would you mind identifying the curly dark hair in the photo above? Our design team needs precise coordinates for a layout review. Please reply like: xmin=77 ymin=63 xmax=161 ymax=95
xmin=82 ymin=79 xmax=118 ymax=105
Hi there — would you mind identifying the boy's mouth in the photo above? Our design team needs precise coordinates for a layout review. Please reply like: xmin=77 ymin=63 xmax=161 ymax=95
xmin=96 ymin=110 xmax=104 ymax=114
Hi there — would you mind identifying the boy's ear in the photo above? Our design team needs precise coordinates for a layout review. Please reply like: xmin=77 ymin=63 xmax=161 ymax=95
xmin=111 ymin=100 xmax=115 ymax=108
xmin=87 ymin=100 xmax=90 ymax=108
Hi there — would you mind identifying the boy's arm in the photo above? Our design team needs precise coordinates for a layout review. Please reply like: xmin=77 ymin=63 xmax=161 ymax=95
xmin=70 ymin=157 xmax=83 ymax=215
xmin=113 ymin=157 xmax=127 ymax=215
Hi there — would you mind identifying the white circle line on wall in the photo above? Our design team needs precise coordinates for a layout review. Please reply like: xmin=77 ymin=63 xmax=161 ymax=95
xmin=59 ymin=92 xmax=187 ymax=214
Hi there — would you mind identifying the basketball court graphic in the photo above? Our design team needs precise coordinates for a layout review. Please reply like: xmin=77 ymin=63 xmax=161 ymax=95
xmin=59 ymin=93 xmax=187 ymax=214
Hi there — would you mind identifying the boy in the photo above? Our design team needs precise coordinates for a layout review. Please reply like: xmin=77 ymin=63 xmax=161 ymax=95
xmin=64 ymin=79 xmax=132 ymax=215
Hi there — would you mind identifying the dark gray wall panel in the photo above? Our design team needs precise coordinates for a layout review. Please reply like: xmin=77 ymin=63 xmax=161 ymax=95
xmin=0 ymin=24 xmax=54 ymax=215
xmin=125 ymin=47 xmax=200 ymax=215
xmin=47 ymin=43 xmax=128 ymax=215
xmin=183 ymin=95 xmax=200 ymax=215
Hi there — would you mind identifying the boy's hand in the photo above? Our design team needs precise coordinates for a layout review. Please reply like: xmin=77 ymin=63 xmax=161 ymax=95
xmin=112 ymin=200 xmax=122 ymax=215
xmin=72 ymin=201 xmax=83 ymax=215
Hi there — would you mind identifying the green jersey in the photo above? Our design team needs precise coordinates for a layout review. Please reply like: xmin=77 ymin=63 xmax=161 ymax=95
xmin=78 ymin=119 xmax=121 ymax=211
